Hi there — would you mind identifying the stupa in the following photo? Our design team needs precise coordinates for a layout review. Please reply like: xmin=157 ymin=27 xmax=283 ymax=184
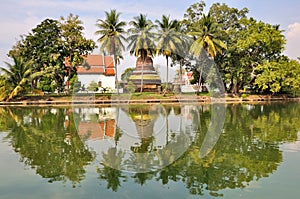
xmin=129 ymin=55 xmax=161 ymax=92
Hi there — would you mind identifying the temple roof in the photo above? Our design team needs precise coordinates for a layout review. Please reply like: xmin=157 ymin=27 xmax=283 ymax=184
xmin=65 ymin=54 xmax=115 ymax=75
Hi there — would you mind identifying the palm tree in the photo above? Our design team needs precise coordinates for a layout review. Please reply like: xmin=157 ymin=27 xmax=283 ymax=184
xmin=0 ymin=56 xmax=32 ymax=101
xmin=127 ymin=14 xmax=156 ymax=93
xmin=95 ymin=9 xmax=126 ymax=95
xmin=170 ymin=24 xmax=191 ymax=94
xmin=155 ymin=15 xmax=182 ymax=93
xmin=188 ymin=14 xmax=226 ymax=92
xmin=188 ymin=14 xmax=227 ymax=59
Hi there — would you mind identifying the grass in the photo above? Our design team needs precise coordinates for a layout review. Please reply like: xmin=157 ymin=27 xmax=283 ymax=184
xmin=20 ymin=91 xmax=206 ymax=101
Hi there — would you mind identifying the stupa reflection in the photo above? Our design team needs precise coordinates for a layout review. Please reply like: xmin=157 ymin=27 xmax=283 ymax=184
xmin=73 ymin=105 xmax=199 ymax=173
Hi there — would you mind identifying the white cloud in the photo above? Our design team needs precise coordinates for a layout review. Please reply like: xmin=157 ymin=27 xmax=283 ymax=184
xmin=285 ymin=22 xmax=300 ymax=59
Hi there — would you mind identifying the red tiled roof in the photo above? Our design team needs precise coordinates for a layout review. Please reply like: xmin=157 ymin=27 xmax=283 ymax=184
xmin=78 ymin=121 xmax=105 ymax=140
xmin=65 ymin=55 xmax=115 ymax=75
xmin=105 ymin=120 xmax=115 ymax=138
xmin=85 ymin=55 xmax=104 ymax=66
xmin=105 ymin=68 xmax=116 ymax=76
xmin=77 ymin=119 xmax=115 ymax=140
xmin=77 ymin=66 xmax=105 ymax=74
xmin=104 ymin=56 xmax=114 ymax=68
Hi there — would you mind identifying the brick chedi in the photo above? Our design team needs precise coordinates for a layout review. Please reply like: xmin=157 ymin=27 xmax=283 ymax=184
xmin=129 ymin=56 xmax=161 ymax=92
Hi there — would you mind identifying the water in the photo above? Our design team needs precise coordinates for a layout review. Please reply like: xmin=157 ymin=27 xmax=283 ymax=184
xmin=0 ymin=102 xmax=299 ymax=199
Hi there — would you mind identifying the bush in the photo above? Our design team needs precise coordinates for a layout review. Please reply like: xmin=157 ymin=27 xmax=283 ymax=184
xmin=87 ymin=81 xmax=98 ymax=92
xmin=126 ymin=81 xmax=136 ymax=93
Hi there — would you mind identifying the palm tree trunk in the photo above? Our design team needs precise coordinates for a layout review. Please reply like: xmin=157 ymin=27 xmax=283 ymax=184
xmin=179 ymin=59 xmax=183 ymax=94
xmin=140 ymin=60 xmax=144 ymax=93
xmin=198 ymin=66 xmax=203 ymax=94
xmin=140 ymin=51 xmax=146 ymax=93
xmin=115 ymin=57 xmax=119 ymax=95
xmin=164 ymin=55 xmax=169 ymax=95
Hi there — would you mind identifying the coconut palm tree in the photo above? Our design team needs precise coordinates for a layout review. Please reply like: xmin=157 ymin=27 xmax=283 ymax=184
xmin=155 ymin=15 xmax=182 ymax=93
xmin=127 ymin=14 xmax=156 ymax=93
xmin=95 ymin=9 xmax=126 ymax=95
xmin=0 ymin=56 xmax=32 ymax=101
xmin=188 ymin=14 xmax=226 ymax=92
xmin=188 ymin=14 xmax=226 ymax=59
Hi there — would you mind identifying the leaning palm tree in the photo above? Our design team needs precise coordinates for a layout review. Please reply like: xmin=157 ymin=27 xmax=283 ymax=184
xmin=0 ymin=56 xmax=32 ymax=101
xmin=188 ymin=14 xmax=227 ymax=92
xmin=155 ymin=15 xmax=182 ymax=93
xmin=127 ymin=14 xmax=156 ymax=93
xmin=188 ymin=14 xmax=226 ymax=59
xmin=95 ymin=9 xmax=126 ymax=95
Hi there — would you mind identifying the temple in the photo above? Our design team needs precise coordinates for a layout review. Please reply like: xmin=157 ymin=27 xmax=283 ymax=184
xmin=129 ymin=56 xmax=161 ymax=92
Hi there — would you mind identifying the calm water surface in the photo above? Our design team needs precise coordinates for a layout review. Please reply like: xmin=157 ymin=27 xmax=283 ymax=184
xmin=0 ymin=102 xmax=299 ymax=199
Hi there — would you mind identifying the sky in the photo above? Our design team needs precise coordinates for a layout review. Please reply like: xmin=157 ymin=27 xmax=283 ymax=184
xmin=0 ymin=0 xmax=300 ymax=81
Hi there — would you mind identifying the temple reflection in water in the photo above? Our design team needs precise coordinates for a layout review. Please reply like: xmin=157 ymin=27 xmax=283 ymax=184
xmin=1 ymin=102 xmax=299 ymax=197
xmin=71 ymin=104 xmax=201 ymax=172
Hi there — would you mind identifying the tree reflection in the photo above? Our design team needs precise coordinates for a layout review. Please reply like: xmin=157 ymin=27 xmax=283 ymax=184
xmin=0 ymin=107 xmax=94 ymax=186
xmin=96 ymin=102 xmax=300 ymax=196
xmin=1 ymin=102 xmax=299 ymax=196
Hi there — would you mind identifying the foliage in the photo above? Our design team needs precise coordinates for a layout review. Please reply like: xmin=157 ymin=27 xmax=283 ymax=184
xmin=87 ymin=80 xmax=99 ymax=92
xmin=8 ymin=14 xmax=95 ymax=93
xmin=127 ymin=14 xmax=156 ymax=58
xmin=127 ymin=14 xmax=156 ymax=92
xmin=121 ymin=67 xmax=135 ymax=82
xmin=126 ymin=81 xmax=136 ymax=93
xmin=255 ymin=58 xmax=300 ymax=94
xmin=60 ymin=14 xmax=96 ymax=80
xmin=69 ymin=74 xmax=80 ymax=93
xmin=37 ymin=76 xmax=56 ymax=93
xmin=4 ymin=3 xmax=299 ymax=96
xmin=95 ymin=9 xmax=127 ymax=94
xmin=0 ymin=56 xmax=32 ymax=100
xmin=188 ymin=14 xmax=227 ymax=59
xmin=155 ymin=15 xmax=182 ymax=89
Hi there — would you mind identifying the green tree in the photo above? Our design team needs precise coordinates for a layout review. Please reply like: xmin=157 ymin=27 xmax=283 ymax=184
xmin=182 ymin=1 xmax=206 ymax=28
xmin=0 ymin=56 xmax=32 ymax=101
xmin=121 ymin=67 xmax=135 ymax=82
xmin=127 ymin=14 xmax=156 ymax=93
xmin=188 ymin=14 xmax=227 ymax=59
xmin=95 ymin=9 xmax=126 ymax=95
xmin=126 ymin=81 xmax=136 ymax=93
xmin=60 ymin=14 xmax=96 ymax=91
xmin=208 ymin=3 xmax=249 ymax=93
xmin=9 ymin=15 xmax=95 ymax=94
xmin=155 ymin=15 xmax=182 ymax=92
xmin=185 ymin=13 xmax=226 ymax=92
xmin=37 ymin=76 xmax=56 ymax=93
xmin=87 ymin=80 xmax=99 ymax=92
xmin=9 ymin=19 xmax=63 ymax=91
xmin=255 ymin=58 xmax=300 ymax=95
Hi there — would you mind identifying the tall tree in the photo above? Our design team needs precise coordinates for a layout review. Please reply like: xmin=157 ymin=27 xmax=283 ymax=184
xmin=155 ymin=15 xmax=182 ymax=93
xmin=208 ymin=3 xmax=249 ymax=93
xmin=60 ymin=13 xmax=96 ymax=92
xmin=232 ymin=18 xmax=285 ymax=93
xmin=9 ymin=19 xmax=62 ymax=90
xmin=0 ymin=56 xmax=32 ymax=101
xmin=95 ymin=9 xmax=126 ymax=95
xmin=187 ymin=14 xmax=227 ymax=91
xmin=188 ymin=14 xmax=227 ymax=59
xmin=127 ymin=14 xmax=156 ymax=93
xmin=182 ymin=0 xmax=206 ymax=29
xmin=254 ymin=57 xmax=300 ymax=95
xmin=9 ymin=15 xmax=95 ymax=94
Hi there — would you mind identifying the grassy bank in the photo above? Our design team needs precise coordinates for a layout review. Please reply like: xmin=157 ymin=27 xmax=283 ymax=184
xmin=0 ymin=92 xmax=299 ymax=106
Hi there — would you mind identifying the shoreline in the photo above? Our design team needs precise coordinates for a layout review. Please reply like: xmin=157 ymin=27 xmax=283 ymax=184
xmin=0 ymin=94 xmax=299 ymax=106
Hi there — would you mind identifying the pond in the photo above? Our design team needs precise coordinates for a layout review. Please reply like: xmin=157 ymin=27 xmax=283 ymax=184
xmin=0 ymin=102 xmax=300 ymax=199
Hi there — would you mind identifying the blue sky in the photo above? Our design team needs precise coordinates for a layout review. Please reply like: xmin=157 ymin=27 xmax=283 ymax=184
xmin=0 ymin=0 xmax=300 ymax=79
